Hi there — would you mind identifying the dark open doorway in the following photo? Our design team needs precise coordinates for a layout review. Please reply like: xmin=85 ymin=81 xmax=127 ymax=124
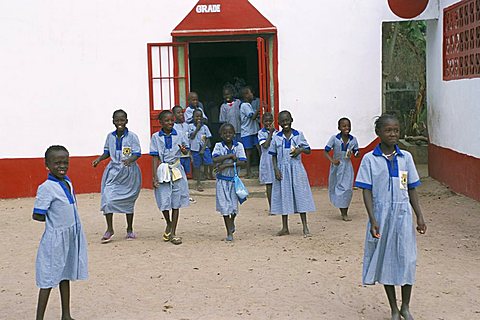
xmin=189 ymin=41 xmax=259 ymax=144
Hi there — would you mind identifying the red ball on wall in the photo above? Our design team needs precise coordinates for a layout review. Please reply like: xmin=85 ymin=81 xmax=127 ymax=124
xmin=387 ymin=0 xmax=429 ymax=19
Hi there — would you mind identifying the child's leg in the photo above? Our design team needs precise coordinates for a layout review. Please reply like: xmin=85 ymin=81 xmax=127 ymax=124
xmin=169 ymin=209 xmax=182 ymax=245
xmin=104 ymin=213 xmax=114 ymax=234
xmin=162 ymin=210 xmax=172 ymax=241
xmin=400 ymin=285 xmax=414 ymax=320
xmin=36 ymin=288 xmax=52 ymax=320
xmin=194 ymin=167 xmax=203 ymax=191
xmin=207 ymin=165 xmax=214 ymax=179
xmin=340 ymin=208 xmax=352 ymax=221
xmin=245 ymin=149 xmax=252 ymax=177
xmin=300 ymin=213 xmax=311 ymax=237
xmin=59 ymin=280 xmax=73 ymax=320
xmin=277 ymin=215 xmax=289 ymax=236
xmin=384 ymin=285 xmax=401 ymax=320
xmin=230 ymin=214 xmax=236 ymax=233
xmin=223 ymin=216 xmax=234 ymax=241
xmin=126 ymin=213 xmax=134 ymax=233
xmin=266 ymin=184 xmax=272 ymax=209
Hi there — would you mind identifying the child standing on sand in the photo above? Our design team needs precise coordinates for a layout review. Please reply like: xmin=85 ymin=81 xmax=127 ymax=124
xmin=33 ymin=145 xmax=88 ymax=320
xmin=257 ymin=112 xmax=277 ymax=209
xmin=324 ymin=117 xmax=360 ymax=221
xmin=355 ymin=114 xmax=426 ymax=320
xmin=269 ymin=110 xmax=316 ymax=237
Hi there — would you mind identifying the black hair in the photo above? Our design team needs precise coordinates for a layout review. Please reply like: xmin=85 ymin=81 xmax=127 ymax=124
xmin=45 ymin=145 xmax=69 ymax=161
xmin=219 ymin=123 xmax=235 ymax=134
xmin=172 ymin=105 xmax=183 ymax=113
xmin=278 ymin=110 xmax=292 ymax=119
xmin=374 ymin=113 xmax=400 ymax=132
xmin=222 ymin=83 xmax=235 ymax=93
xmin=338 ymin=117 xmax=350 ymax=126
xmin=113 ymin=109 xmax=127 ymax=118
xmin=262 ymin=112 xmax=274 ymax=120
xmin=241 ymin=85 xmax=254 ymax=95
xmin=158 ymin=110 xmax=173 ymax=121
xmin=193 ymin=108 xmax=203 ymax=116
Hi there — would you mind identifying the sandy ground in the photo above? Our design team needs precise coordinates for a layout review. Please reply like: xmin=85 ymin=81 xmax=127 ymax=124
xmin=1 ymin=175 xmax=480 ymax=320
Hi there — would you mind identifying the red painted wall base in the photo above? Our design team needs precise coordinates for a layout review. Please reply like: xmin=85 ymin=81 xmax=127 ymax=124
xmin=0 ymin=139 xmax=381 ymax=199
xmin=428 ymin=144 xmax=480 ymax=201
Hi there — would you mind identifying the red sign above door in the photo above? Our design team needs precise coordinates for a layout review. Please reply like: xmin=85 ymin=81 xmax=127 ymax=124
xmin=387 ymin=0 xmax=429 ymax=19
xmin=172 ymin=0 xmax=276 ymax=37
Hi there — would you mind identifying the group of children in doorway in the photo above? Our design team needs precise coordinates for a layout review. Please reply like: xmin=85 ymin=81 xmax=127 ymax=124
xmin=33 ymin=102 xmax=427 ymax=320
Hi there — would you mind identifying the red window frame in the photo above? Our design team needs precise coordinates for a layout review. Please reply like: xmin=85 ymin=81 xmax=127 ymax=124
xmin=443 ymin=0 xmax=480 ymax=80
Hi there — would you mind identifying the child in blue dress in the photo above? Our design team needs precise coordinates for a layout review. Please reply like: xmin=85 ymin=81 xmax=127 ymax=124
xmin=33 ymin=145 xmax=88 ymax=320
xmin=355 ymin=114 xmax=426 ymax=320
xmin=212 ymin=123 xmax=247 ymax=241
xmin=189 ymin=109 xmax=214 ymax=191
xmin=173 ymin=105 xmax=191 ymax=175
xmin=324 ymin=117 xmax=360 ymax=221
xmin=150 ymin=110 xmax=190 ymax=245
xmin=269 ymin=110 xmax=316 ymax=237
xmin=240 ymin=86 xmax=260 ymax=178
xmin=219 ymin=85 xmax=242 ymax=142
xmin=257 ymin=112 xmax=277 ymax=209
xmin=92 ymin=109 xmax=142 ymax=242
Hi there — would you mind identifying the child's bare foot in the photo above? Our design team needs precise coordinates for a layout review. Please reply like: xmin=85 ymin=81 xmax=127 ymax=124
xmin=390 ymin=311 xmax=401 ymax=320
xmin=341 ymin=214 xmax=352 ymax=221
xmin=225 ymin=234 xmax=234 ymax=241
xmin=400 ymin=307 xmax=414 ymax=320
xmin=276 ymin=228 xmax=289 ymax=236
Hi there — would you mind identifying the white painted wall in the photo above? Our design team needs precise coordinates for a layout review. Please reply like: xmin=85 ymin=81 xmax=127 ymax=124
xmin=427 ymin=0 xmax=480 ymax=158
xmin=0 ymin=0 xmax=439 ymax=158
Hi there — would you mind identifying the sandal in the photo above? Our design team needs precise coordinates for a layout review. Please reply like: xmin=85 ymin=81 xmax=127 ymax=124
xmin=126 ymin=232 xmax=137 ymax=240
xmin=162 ymin=232 xmax=172 ymax=242
xmin=101 ymin=231 xmax=114 ymax=243
xmin=170 ymin=236 xmax=183 ymax=245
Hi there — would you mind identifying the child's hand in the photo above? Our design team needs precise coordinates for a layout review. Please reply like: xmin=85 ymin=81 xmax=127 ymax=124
xmin=92 ymin=158 xmax=101 ymax=167
xmin=196 ymin=121 xmax=202 ymax=130
xmin=178 ymin=144 xmax=187 ymax=155
xmin=416 ymin=217 xmax=427 ymax=234
xmin=268 ymin=126 xmax=275 ymax=134
xmin=370 ymin=222 xmax=381 ymax=238
xmin=213 ymin=164 xmax=225 ymax=175
xmin=153 ymin=178 xmax=160 ymax=188
xmin=332 ymin=159 xmax=341 ymax=166
xmin=290 ymin=147 xmax=302 ymax=157
xmin=230 ymin=154 xmax=237 ymax=161
xmin=122 ymin=159 xmax=132 ymax=167
xmin=274 ymin=168 xmax=282 ymax=180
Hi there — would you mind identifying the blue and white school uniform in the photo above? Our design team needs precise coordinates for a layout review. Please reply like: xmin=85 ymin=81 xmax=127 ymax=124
xmin=188 ymin=123 xmax=213 ymax=168
xmin=251 ymin=97 xmax=261 ymax=127
xmin=355 ymin=144 xmax=421 ymax=286
xmin=185 ymin=103 xmax=208 ymax=124
xmin=150 ymin=128 xmax=190 ymax=211
xmin=213 ymin=141 xmax=247 ymax=216
xmin=240 ymin=102 xmax=259 ymax=149
xmin=257 ymin=127 xmax=277 ymax=184
xmin=219 ymin=99 xmax=242 ymax=140
xmin=100 ymin=128 xmax=142 ymax=214
xmin=268 ymin=129 xmax=316 ymax=214
xmin=33 ymin=174 xmax=88 ymax=288
xmin=325 ymin=133 xmax=359 ymax=208
xmin=174 ymin=122 xmax=192 ymax=174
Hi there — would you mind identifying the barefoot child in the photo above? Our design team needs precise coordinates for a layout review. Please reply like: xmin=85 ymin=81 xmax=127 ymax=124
xmin=150 ymin=110 xmax=190 ymax=245
xmin=324 ymin=117 xmax=360 ymax=221
xmin=212 ymin=123 xmax=247 ymax=241
xmin=355 ymin=114 xmax=427 ymax=320
xmin=269 ymin=110 xmax=316 ymax=237
xmin=257 ymin=112 xmax=277 ymax=209
xmin=33 ymin=146 xmax=88 ymax=320
xmin=93 ymin=109 xmax=142 ymax=242
xmin=173 ymin=105 xmax=192 ymax=176
xmin=189 ymin=109 xmax=214 ymax=191
xmin=219 ymin=85 xmax=242 ymax=142
xmin=240 ymin=86 xmax=260 ymax=178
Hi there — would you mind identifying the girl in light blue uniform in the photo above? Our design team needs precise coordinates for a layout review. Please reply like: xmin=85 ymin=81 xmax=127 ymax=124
xmin=219 ymin=85 xmax=242 ymax=142
xmin=33 ymin=145 xmax=88 ymax=320
xmin=93 ymin=109 xmax=142 ymax=242
xmin=257 ymin=112 xmax=277 ymax=209
xmin=355 ymin=114 xmax=426 ymax=320
xmin=240 ymin=86 xmax=260 ymax=178
xmin=213 ymin=123 xmax=247 ymax=241
xmin=150 ymin=110 xmax=190 ymax=245
xmin=269 ymin=110 xmax=316 ymax=237
xmin=324 ymin=117 xmax=360 ymax=221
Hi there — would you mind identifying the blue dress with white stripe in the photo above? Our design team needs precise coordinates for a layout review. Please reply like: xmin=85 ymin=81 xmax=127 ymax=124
xmin=325 ymin=133 xmax=359 ymax=208
xmin=268 ymin=129 xmax=316 ymax=215
xmin=33 ymin=175 xmax=88 ymax=288
xmin=150 ymin=128 xmax=190 ymax=211
xmin=213 ymin=141 xmax=247 ymax=216
xmin=257 ymin=128 xmax=277 ymax=184
xmin=100 ymin=128 xmax=142 ymax=214
xmin=355 ymin=144 xmax=421 ymax=285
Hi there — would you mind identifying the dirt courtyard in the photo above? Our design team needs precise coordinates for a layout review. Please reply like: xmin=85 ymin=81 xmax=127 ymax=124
xmin=1 ymin=177 xmax=479 ymax=320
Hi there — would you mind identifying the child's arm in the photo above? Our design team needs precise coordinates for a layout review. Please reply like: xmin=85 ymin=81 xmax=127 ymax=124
xmin=362 ymin=189 xmax=380 ymax=238
xmin=189 ymin=122 xmax=202 ymax=139
xmin=324 ymin=150 xmax=340 ymax=166
xmin=262 ymin=128 xmax=275 ymax=149
xmin=92 ymin=153 xmax=110 ymax=167
xmin=122 ymin=154 xmax=139 ymax=167
xmin=200 ymin=138 xmax=209 ymax=155
xmin=32 ymin=213 xmax=45 ymax=221
xmin=152 ymin=156 xmax=161 ymax=188
xmin=408 ymin=188 xmax=427 ymax=234
xmin=272 ymin=154 xmax=282 ymax=180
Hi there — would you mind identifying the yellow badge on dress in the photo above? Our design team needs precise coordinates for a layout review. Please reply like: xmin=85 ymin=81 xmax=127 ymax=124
xmin=399 ymin=170 xmax=408 ymax=190
xmin=122 ymin=147 xmax=132 ymax=156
